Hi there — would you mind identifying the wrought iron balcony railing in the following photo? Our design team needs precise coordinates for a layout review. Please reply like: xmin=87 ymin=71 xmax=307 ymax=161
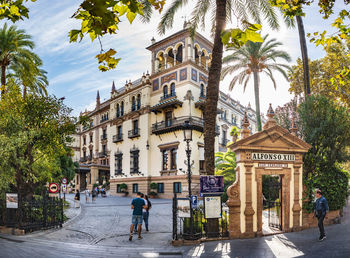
xmin=113 ymin=134 xmax=123 ymax=143
xmin=152 ymin=116 xmax=204 ymax=135
xmin=128 ymin=128 xmax=140 ymax=138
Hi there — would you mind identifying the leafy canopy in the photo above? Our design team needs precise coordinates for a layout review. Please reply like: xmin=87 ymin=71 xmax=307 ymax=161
xmin=0 ymin=83 xmax=76 ymax=197
xmin=288 ymin=41 xmax=350 ymax=107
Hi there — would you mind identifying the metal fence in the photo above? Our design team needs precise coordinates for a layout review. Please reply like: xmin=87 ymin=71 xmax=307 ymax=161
xmin=0 ymin=194 xmax=64 ymax=232
xmin=173 ymin=195 xmax=229 ymax=241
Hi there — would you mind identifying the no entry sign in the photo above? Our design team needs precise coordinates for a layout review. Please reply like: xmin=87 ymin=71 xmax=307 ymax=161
xmin=49 ymin=183 xmax=59 ymax=193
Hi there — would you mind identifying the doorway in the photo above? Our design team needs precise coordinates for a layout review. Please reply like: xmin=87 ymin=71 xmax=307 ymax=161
xmin=262 ymin=175 xmax=282 ymax=235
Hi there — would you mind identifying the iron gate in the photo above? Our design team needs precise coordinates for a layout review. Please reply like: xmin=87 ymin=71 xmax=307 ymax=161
xmin=264 ymin=175 xmax=282 ymax=230
xmin=172 ymin=195 xmax=229 ymax=241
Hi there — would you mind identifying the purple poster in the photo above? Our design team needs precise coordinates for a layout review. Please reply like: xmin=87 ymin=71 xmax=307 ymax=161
xmin=200 ymin=176 xmax=224 ymax=194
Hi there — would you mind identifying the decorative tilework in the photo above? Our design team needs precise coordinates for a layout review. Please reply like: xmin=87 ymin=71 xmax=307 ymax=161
xmin=152 ymin=78 xmax=159 ymax=91
xmin=161 ymin=71 xmax=177 ymax=85
xmin=199 ymin=73 xmax=208 ymax=84
xmin=191 ymin=68 xmax=198 ymax=82
xmin=180 ymin=68 xmax=187 ymax=81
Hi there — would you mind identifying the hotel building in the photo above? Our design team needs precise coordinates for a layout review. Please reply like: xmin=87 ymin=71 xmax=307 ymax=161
xmin=74 ymin=25 xmax=263 ymax=198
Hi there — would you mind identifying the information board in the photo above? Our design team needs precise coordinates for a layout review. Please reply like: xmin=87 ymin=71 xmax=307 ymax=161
xmin=177 ymin=198 xmax=191 ymax=218
xmin=6 ymin=193 xmax=18 ymax=209
xmin=204 ymin=196 xmax=221 ymax=218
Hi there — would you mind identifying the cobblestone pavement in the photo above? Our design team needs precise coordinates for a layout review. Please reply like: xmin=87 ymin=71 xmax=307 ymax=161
xmin=1 ymin=194 xmax=350 ymax=257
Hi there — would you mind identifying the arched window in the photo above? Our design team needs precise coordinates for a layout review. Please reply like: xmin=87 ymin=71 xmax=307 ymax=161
xmin=132 ymin=96 xmax=136 ymax=111
xmin=176 ymin=45 xmax=183 ymax=64
xmin=137 ymin=94 xmax=141 ymax=110
xmin=200 ymin=84 xmax=205 ymax=97
xmin=163 ymin=85 xmax=168 ymax=99
xmin=170 ymin=83 xmax=175 ymax=97
xmin=121 ymin=102 xmax=124 ymax=116
xmin=116 ymin=104 xmax=120 ymax=117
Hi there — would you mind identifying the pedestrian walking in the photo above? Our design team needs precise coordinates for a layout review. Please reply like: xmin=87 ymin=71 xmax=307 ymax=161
xmin=129 ymin=192 xmax=146 ymax=241
xmin=314 ymin=189 xmax=329 ymax=241
xmin=143 ymin=195 xmax=152 ymax=231
xmin=74 ymin=190 xmax=80 ymax=208
xmin=85 ymin=189 xmax=90 ymax=203
xmin=92 ymin=188 xmax=97 ymax=203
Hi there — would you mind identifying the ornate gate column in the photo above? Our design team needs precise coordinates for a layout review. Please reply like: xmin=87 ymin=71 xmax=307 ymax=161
xmin=244 ymin=163 xmax=255 ymax=237
xmin=227 ymin=167 xmax=241 ymax=238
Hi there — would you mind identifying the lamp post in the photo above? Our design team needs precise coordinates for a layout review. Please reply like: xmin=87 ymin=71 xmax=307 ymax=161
xmin=183 ymin=120 xmax=194 ymax=238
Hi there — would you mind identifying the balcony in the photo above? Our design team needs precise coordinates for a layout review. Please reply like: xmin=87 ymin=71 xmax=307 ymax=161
xmin=113 ymin=134 xmax=123 ymax=143
xmin=152 ymin=116 xmax=204 ymax=135
xmin=100 ymin=118 xmax=109 ymax=123
xmin=128 ymin=128 xmax=140 ymax=138
xmin=98 ymin=152 xmax=108 ymax=158
xmin=100 ymin=134 xmax=107 ymax=141
xmin=79 ymin=157 xmax=87 ymax=162
xmin=151 ymin=94 xmax=183 ymax=114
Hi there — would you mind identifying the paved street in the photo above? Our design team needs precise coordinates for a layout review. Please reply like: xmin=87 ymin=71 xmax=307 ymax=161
xmin=0 ymin=194 xmax=350 ymax=257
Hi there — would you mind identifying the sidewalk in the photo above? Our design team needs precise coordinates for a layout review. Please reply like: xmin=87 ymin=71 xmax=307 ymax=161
xmin=182 ymin=198 xmax=350 ymax=257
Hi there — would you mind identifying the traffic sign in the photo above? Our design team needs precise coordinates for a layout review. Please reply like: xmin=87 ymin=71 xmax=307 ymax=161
xmin=191 ymin=195 xmax=198 ymax=209
xmin=49 ymin=183 xmax=59 ymax=193
xmin=62 ymin=184 xmax=67 ymax=193
xmin=62 ymin=178 xmax=67 ymax=184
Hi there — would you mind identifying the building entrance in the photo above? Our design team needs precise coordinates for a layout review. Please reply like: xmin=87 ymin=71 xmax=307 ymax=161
xmin=226 ymin=105 xmax=311 ymax=239
xmin=262 ymin=175 xmax=282 ymax=234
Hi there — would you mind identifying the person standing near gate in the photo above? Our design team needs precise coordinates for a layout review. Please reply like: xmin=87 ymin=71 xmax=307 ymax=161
xmin=314 ymin=189 xmax=329 ymax=241
xmin=129 ymin=192 xmax=147 ymax=241
xmin=74 ymin=190 xmax=80 ymax=208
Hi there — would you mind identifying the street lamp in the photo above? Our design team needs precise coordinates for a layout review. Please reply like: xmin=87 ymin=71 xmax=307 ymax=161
xmin=183 ymin=120 xmax=194 ymax=239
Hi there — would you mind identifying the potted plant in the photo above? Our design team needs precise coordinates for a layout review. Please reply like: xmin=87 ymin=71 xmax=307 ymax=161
xmin=120 ymin=183 xmax=128 ymax=196
xmin=149 ymin=191 xmax=157 ymax=198
xmin=148 ymin=182 xmax=158 ymax=198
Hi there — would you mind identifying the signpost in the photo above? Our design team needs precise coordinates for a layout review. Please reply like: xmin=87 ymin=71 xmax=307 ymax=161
xmin=49 ymin=183 xmax=59 ymax=193
xmin=191 ymin=195 xmax=198 ymax=209
xmin=6 ymin=193 xmax=18 ymax=209
xmin=49 ymin=183 xmax=59 ymax=198
xmin=200 ymin=176 xmax=224 ymax=195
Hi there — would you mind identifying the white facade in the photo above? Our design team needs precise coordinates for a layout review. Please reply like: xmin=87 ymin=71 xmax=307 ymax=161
xmin=74 ymin=26 xmax=263 ymax=198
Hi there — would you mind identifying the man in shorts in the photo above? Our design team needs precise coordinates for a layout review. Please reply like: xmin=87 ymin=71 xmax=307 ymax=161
xmin=129 ymin=192 xmax=147 ymax=241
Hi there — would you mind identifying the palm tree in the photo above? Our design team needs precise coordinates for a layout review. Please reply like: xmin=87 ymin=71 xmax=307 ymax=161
xmin=0 ymin=23 xmax=42 ymax=96
xmin=9 ymin=60 xmax=48 ymax=97
xmin=296 ymin=16 xmax=311 ymax=95
xmin=158 ymin=0 xmax=280 ymax=175
xmin=221 ymin=35 xmax=291 ymax=131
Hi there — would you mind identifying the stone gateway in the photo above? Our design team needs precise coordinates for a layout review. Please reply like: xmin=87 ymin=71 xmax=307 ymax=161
xmin=226 ymin=105 xmax=311 ymax=238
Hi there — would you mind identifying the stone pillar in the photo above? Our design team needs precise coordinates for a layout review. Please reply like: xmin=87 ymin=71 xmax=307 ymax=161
xmin=90 ymin=166 xmax=99 ymax=188
xmin=205 ymin=56 xmax=209 ymax=70
xmin=244 ymin=163 xmax=255 ymax=237
xmin=292 ymin=164 xmax=302 ymax=230
xmin=173 ymin=50 xmax=177 ymax=66
xmin=155 ymin=58 xmax=159 ymax=73
xmin=164 ymin=54 xmax=168 ymax=69
xmin=151 ymin=52 xmax=155 ymax=74
xmin=227 ymin=167 xmax=241 ymax=238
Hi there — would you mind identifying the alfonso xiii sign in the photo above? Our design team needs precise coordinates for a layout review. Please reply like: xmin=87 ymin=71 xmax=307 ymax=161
xmin=252 ymin=152 xmax=295 ymax=162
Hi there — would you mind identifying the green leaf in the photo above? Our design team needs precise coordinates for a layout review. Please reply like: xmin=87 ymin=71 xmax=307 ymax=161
xmin=245 ymin=30 xmax=264 ymax=42
xmin=69 ymin=30 xmax=81 ymax=43
xmin=9 ymin=5 xmax=20 ymax=16
xmin=126 ymin=11 xmax=137 ymax=23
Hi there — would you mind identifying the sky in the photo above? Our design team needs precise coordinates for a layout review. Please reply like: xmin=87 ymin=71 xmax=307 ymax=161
xmin=1 ymin=1 xmax=347 ymax=116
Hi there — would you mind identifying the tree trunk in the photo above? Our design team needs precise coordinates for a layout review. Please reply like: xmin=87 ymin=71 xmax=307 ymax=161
xmin=1 ymin=65 xmax=6 ymax=97
xmin=253 ymin=71 xmax=262 ymax=131
xmin=296 ymin=16 xmax=311 ymax=96
xmin=203 ymin=0 xmax=227 ymax=175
